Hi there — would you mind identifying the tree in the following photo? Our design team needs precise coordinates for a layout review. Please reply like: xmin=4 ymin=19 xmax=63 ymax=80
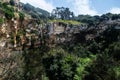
xmin=5 ymin=10 xmax=14 ymax=20
xmin=42 ymin=48 xmax=79 ymax=80
xmin=51 ymin=7 xmax=74 ymax=20
xmin=74 ymin=55 xmax=95 ymax=80
xmin=84 ymin=54 xmax=115 ymax=80
xmin=76 ymin=15 xmax=96 ymax=26
xmin=19 ymin=12 xmax=24 ymax=22
xmin=23 ymin=3 xmax=34 ymax=11
xmin=4 ymin=5 xmax=14 ymax=20
xmin=108 ymin=42 xmax=120 ymax=61
xmin=102 ymin=26 xmax=119 ymax=45
xmin=9 ymin=0 xmax=15 ymax=6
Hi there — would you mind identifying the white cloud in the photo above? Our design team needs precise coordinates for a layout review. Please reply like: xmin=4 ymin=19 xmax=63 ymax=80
xmin=20 ymin=0 xmax=100 ymax=16
xmin=20 ymin=0 xmax=54 ymax=12
xmin=109 ymin=7 xmax=120 ymax=14
xmin=68 ymin=0 xmax=99 ymax=16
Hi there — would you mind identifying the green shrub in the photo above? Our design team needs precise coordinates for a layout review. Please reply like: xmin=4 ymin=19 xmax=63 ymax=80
xmin=5 ymin=9 xmax=14 ymax=20
xmin=0 ymin=17 xmax=4 ymax=24
xmin=19 ymin=12 xmax=25 ymax=22
xmin=74 ymin=55 xmax=96 ymax=80
xmin=43 ymin=48 xmax=79 ymax=80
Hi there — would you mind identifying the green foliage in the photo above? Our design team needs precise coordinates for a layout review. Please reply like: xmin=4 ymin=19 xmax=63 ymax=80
xmin=52 ymin=7 xmax=74 ymax=20
xmin=3 ymin=3 xmax=14 ymax=12
xmin=113 ymin=67 xmax=120 ymax=79
xmin=49 ymin=19 xmax=81 ymax=25
xmin=88 ymin=40 xmax=102 ymax=54
xmin=18 ymin=29 xmax=26 ymax=35
xmin=43 ymin=48 xmax=79 ymax=80
xmin=108 ymin=42 xmax=120 ymax=61
xmin=103 ymin=26 xmax=120 ymax=44
xmin=23 ymin=3 xmax=34 ymax=11
xmin=84 ymin=54 xmax=115 ymax=80
xmin=5 ymin=9 xmax=14 ymax=19
xmin=23 ymin=3 xmax=50 ymax=19
xmin=101 ymin=13 xmax=120 ymax=21
xmin=0 ymin=17 xmax=4 ymax=24
xmin=76 ymin=15 xmax=97 ymax=26
xmin=2 ymin=3 xmax=15 ymax=20
xmin=9 ymin=0 xmax=15 ymax=6
xmin=74 ymin=55 xmax=96 ymax=80
xmin=72 ymin=44 xmax=91 ymax=57
xmin=19 ymin=12 xmax=25 ymax=22
xmin=22 ymin=49 xmax=45 ymax=80
xmin=61 ymin=55 xmax=78 ymax=80
xmin=1 ymin=2 xmax=120 ymax=80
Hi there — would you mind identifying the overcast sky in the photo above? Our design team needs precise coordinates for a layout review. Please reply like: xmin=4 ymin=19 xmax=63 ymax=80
xmin=20 ymin=0 xmax=120 ymax=16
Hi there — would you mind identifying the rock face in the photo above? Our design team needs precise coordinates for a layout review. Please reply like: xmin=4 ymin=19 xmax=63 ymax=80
xmin=48 ymin=22 xmax=66 ymax=35
xmin=0 ymin=40 xmax=6 ymax=48
xmin=47 ymin=22 xmax=86 ymax=35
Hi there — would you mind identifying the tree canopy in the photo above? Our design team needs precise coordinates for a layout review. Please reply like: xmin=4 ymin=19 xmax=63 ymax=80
xmin=51 ymin=7 xmax=74 ymax=20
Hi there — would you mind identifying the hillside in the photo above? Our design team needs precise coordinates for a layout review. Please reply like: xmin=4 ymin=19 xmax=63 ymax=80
xmin=0 ymin=0 xmax=120 ymax=80
xmin=22 ymin=3 xmax=50 ymax=19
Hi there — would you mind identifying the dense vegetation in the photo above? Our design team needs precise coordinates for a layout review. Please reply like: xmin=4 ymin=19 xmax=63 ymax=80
xmin=0 ymin=1 xmax=120 ymax=80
